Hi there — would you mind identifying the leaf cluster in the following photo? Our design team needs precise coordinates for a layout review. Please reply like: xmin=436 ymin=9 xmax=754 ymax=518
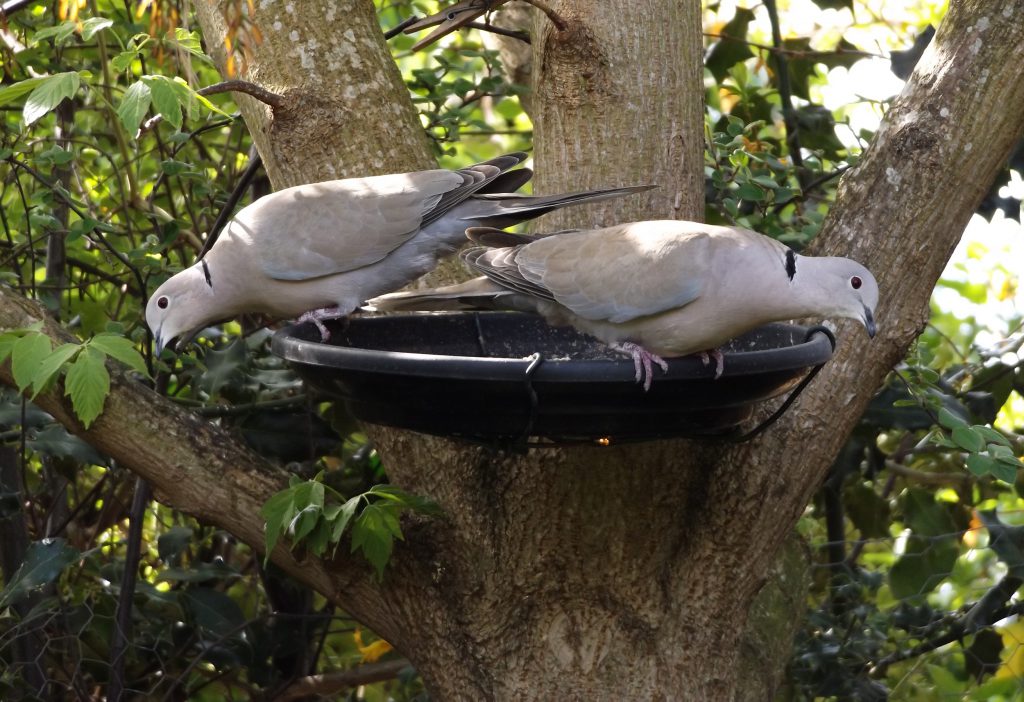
xmin=262 ymin=473 xmax=441 ymax=580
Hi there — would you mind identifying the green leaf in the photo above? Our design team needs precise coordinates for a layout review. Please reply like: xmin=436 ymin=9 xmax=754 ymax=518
xmin=974 ymin=425 xmax=1011 ymax=447
xmin=989 ymin=459 xmax=1018 ymax=484
xmin=706 ymin=8 xmax=756 ymax=82
xmin=24 ymin=72 xmax=80 ymax=126
xmin=88 ymin=333 xmax=148 ymax=375
xmin=289 ymin=504 xmax=322 ymax=546
xmin=11 ymin=333 xmax=52 ymax=392
xmin=735 ymin=182 xmax=766 ymax=202
xmin=157 ymin=526 xmax=194 ymax=562
xmin=0 ymin=539 xmax=80 ymax=609
xmin=951 ymin=425 xmax=984 ymax=453
xmin=111 ymin=50 xmax=139 ymax=73
xmin=330 ymin=495 xmax=362 ymax=545
xmin=261 ymin=488 xmax=297 ymax=556
xmin=938 ymin=406 xmax=968 ymax=430
xmin=27 ymin=424 xmax=105 ymax=464
xmin=182 ymin=588 xmax=246 ymax=636
xmin=0 ymin=78 xmax=46 ymax=108
xmin=80 ymin=17 xmax=114 ymax=41
xmin=117 ymin=81 xmax=152 ymax=136
xmin=0 ymin=332 xmax=18 ymax=364
xmin=888 ymin=536 xmax=958 ymax=600
xmin=31 ymin=343 xmax=81 ymax=397
xmin=143 ymin=76 xmax=182 ymax=130
xmin=64 ymin=346 xmax=110 ymax=428
xmin=351 ymin=503 xmax=401 ymax=579
xmin=32 ymin=22 xmax=77 ymax=46
xmin=966 ymin=453 xmax=994 ymax=477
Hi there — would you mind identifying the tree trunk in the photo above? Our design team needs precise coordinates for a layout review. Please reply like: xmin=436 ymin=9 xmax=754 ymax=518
xmin=192 ymin=0 xmax=433 ymax=188
xmin=530 ymin=0 xmax=706 ymax=225
xmin=4 ymin=0 xmax=1024 ymax=699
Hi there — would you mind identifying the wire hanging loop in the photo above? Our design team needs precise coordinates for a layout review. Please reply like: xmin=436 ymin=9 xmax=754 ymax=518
xmin=518 ymin=352 xmax=545 ymax=442
xmin=727 ymin=325 xmax=837 ymax=443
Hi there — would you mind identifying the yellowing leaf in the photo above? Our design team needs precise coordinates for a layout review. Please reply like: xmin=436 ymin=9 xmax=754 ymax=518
xmin=353 ymin=628 xmax=393 ymax=663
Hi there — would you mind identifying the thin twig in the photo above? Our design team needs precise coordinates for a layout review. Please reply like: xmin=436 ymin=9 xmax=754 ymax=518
xmin=272 ymin=659 xmax=413 ymax=702
xmin=464 ymin=20 xmax=531 ymax=44
xmin=521 ymin=0 xmax=567 ymax=31
xmin=197 ymin=80 xmax=285 ymax=109
xmin=704 ymin=32 xmax=884 ymax=60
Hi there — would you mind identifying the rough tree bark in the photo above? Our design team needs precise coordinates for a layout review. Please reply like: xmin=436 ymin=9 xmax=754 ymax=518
xmin=192 ymin=0 xmax=433 ymax=187
xmin=3 ymin=0 xmax=1024 ymax=699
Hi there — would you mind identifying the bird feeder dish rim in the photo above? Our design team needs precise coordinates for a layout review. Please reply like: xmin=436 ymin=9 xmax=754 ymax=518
xmin=271 ymin=312 xmax=835 ymax=443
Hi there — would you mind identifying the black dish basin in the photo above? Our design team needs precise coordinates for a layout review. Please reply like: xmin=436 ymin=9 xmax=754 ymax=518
xmin=271 ymin=312 xmax=834 ymax=443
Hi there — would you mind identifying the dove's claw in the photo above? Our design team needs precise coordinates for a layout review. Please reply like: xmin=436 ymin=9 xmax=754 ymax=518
xmin=698 ymin=349 xmax=726 ymax=379
xmin=298 ymin=306 xmax=346 ymax=341
xmin=612 ymin=342 xmax=668 ymax=391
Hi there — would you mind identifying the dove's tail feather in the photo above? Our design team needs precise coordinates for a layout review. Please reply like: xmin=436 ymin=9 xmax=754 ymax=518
xmin=422 ymin=152 xmax=528 ymax=228
xmin=465 ymin=227 xmax=580 ymax=248
xmin=463 ymin=184 xmax=656 ymax=229
xmin=476 ymin=167 xmax=533 ymax=195
xmin=365 ymin=277 xmax=522 ymax=313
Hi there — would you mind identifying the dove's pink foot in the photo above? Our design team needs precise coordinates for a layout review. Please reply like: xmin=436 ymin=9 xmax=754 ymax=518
xmin=611 ymin=341 xmax=669 ymax=392
xmin=698 ymin=348 xmax=725 ymax=379
xmin=298 ymin=306 xmax=346 ymax=341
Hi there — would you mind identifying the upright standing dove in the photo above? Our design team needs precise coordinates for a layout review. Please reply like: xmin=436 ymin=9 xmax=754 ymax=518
xmin=368 ymin=220 xmax=879 ymax=389
xmin=145 ymin=153 xmax=651 ymax=355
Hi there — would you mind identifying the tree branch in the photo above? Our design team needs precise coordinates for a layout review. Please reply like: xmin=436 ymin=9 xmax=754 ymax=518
xmin=271 ymin=659 xmax=412 ymax=702
xmin=0 ymin=288 xmax=405 ymax=640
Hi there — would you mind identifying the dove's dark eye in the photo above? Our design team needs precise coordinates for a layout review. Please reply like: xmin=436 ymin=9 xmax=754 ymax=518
xmin=157 ymin=296 xmax=169 ymax=309
xmin=447 ymin=11 xmax=458 ymax=19
xmin=850 ymin=276 xmax=862 ymax=290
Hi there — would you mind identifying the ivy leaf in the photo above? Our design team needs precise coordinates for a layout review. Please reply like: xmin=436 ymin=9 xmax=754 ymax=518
xmin=117 ymin=81 xmax=152 ymax=136
xmin=80 ymin=17 xmax=114 ymax=41
xmin=706 ymin=8 xmax=756 ymax=82
xmin=24 ymin=72 xmax=81 ymax=126
xmin=64 ymin=346 xmax=110 ymax=428
xmin=0 ymin=539 xmax=80 ymax=609
xmin=88 ymin=333 xmax=148 ymax=375
xmin=11 ymin=333 xmax=52 ymax=392
xmin=31 ymin=343 xmax=81 ymax=397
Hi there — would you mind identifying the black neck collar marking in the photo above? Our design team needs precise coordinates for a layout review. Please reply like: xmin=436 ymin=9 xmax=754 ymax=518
xmin=201 ymin=259 xmax=213 ymax=288
xmin=784 ymin=248 xmax=797 ymax=281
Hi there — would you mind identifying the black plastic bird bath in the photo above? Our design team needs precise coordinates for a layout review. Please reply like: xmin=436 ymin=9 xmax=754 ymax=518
xmin=270 ymin=312 xmax=835 ymax=444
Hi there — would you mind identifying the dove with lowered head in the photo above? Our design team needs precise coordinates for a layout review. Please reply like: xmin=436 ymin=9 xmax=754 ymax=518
xmin=369 ymin=220 xmax=879 ymax=389
xmin=145 ymin=153 xmax=651 ymax=355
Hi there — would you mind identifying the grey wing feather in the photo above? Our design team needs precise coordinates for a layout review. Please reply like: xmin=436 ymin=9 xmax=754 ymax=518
xmin=246 ymin=154 xmax=527 ymax=282
xmin=514 ymin=224 xmax=710 ymax=323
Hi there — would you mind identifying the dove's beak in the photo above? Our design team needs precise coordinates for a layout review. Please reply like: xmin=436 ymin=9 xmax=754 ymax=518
xmin=154 ymin=330 xmax=166 ymax=357
xmin=863 ymin=307 xmax=877 ymax=339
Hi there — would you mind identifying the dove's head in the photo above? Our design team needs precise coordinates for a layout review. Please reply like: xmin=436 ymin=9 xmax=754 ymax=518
xmin=813 ymin=257 xmax=879 ymax=338
xmin=146 ymin=262 xmax=218 ymax=356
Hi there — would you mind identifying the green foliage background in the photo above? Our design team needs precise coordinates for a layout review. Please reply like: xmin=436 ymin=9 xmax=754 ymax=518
xmin=0 ymin=0 xmax=1022 ymax=699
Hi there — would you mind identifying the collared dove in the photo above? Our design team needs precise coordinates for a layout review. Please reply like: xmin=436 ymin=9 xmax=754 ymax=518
xmin=368 ymin=220 xmax=879 ymax=389
xmin=145 ymin=153 xmax=651 ymax=355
